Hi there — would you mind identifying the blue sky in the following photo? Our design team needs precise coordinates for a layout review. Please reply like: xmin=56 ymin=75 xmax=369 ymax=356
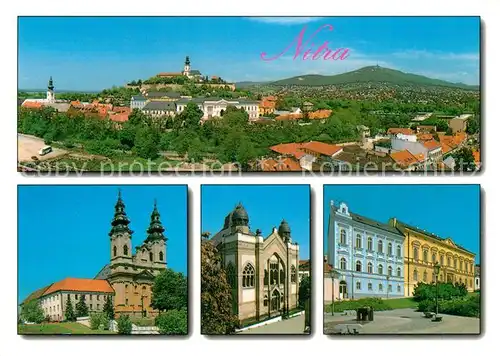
xmin=323 ymin=185 xmax=481 ymax=263
xmin=18 ymin=16 xmax=480 ymax=90
xmin=18 ymin=185 xmax=188 ymax=303
xmin=201 ymin=185 xmax=310 ymax=260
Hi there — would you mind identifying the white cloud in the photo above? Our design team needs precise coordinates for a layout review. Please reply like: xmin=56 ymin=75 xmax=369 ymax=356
xmin=248 ymin=17 xmax=323 ymax=25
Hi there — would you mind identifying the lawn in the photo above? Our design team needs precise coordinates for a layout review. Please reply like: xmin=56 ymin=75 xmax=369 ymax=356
xmin=129 ymin=317 xmax=156 ymax=326
xmin=18 ymin=322 xmax=116 ymax=335
xmin=324 ymin=297 xmax=418 ymax=313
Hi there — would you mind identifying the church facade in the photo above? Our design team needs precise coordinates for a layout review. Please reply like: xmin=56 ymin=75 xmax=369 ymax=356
xmin=95 ymin=191 xmax=167 ymax=317
xmin=211 ymin=204 xmax=300 ymax=324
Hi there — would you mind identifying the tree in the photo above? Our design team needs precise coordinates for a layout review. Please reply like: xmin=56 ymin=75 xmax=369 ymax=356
xmin=65 ymin=296 xmax=76 ymax=321
xmin=134 ymin=126 xmax=160 ymax=159
xmin=117 ymin=314 xmax=132 ymax=334
xmin=453 ymin=147 xmax=476 ymax=171
xmin=155 ymin=308 xmax=188 ymax=335
xmin=151 ymin=269 xmax=188 ymax=311
xmin=466 ymin=116 xmax=479 ymax=135
xmin=178 ymin=102 xmax=203 ymax=130
xmin=298 ymin=275 xmax=311 ymax=309
xmin=103 ymin=296 xmax=115 ymax=320
xmin=201 ymin=236 xmax=238 ymax=334
xmin=21 ymin=300 xmax=45 ymax=323
xmin=76 ymin=295 xmax=89 ymax=317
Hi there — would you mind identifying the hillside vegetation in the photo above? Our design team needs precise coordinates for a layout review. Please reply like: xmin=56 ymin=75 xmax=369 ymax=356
xmin=270 ymin=66 xmax=478 ymax=90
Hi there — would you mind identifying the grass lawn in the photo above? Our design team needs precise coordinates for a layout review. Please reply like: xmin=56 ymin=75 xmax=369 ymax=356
xmin=18 ymin=322 xmax=116 ymax=335
xmin=129 ymin=317 xmax=156 ymax=327
xmin=384 ymin=297 xmax=419 ymax=309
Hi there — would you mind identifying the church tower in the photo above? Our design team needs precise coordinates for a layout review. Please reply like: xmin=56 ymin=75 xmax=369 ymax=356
xmin=145 ymin=200 xmax=167 ymax=267
xmin=109 ymin=190 xmax=133 ymax=263
xmin=46 ymin=76 xmax=55 ymax=103
xmin=183 ymin=56 xmax=191 ymax=77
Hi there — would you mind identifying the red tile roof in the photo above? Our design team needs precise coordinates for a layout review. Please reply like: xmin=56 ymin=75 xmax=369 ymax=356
xmin=22 ymin=101 xmax=43 ymax=109
xmin=43 ymin=278 xmax=114 ymax=295
xmin=259 ymin=158 xmax=302 ymax=171
xmin=308 ymin=109 xmax=332 ymax=119
xmin=422 ymin=140 xmax=442 ymax=151
xmin=390 ymin=150 xmax=419 ymax=168
xmin=387 ymin=128 xmax=414 ymax=135
xmin=269 ymin=143 xmax=306 ymax=159
xmin=302 ymin=141 xmax=343 ymax=156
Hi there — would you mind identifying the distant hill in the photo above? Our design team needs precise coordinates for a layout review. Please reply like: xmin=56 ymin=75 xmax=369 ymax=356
xmin=234 ymin=81 xmax=269 ymax=89
xmin=269 ymin=66 xmax=479 ymax=90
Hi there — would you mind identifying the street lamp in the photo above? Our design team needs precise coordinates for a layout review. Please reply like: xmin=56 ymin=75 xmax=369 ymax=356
xmin=433 ymin=262 xmax=441 ymax=317
xmin=330 ymin=269 xmax=341 ymax=316
xmin=386 ymin=275 xmax=390 ymax=300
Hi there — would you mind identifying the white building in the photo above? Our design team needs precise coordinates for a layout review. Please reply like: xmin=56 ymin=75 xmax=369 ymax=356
xmin=22 ymin=77 xmax=56 ymax=106
xmin=175 ymin=98 xmax=259 ymax=121
xmin=130 ymin=95 xmax=147 ymax=110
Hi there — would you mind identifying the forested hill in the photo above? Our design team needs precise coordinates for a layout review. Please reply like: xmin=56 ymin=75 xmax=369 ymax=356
xmin=268 ymin=66 xmax=478 ymax=90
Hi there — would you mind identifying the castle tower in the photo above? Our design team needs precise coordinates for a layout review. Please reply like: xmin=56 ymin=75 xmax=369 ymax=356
xmin=183 ymin=56 xmax=191 ymax=77
xmin=145 ymin=199 xmax=167 ymax=266
xmin=109 ymin=190 xmax=133 ymax=263
xmin=47 ymin=76 xmax=55 ymax=103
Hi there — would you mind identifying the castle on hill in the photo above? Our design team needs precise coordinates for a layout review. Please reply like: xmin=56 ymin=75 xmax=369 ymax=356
xmin=157 ymin=56 xmax=203 ymax=80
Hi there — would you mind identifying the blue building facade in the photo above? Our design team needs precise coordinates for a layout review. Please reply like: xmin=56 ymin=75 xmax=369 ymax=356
xmin=327 ymin=201 xmax=405 ymax=299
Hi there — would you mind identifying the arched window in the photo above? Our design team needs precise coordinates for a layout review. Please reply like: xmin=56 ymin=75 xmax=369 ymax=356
xmin=270 ymin=262 xmax=279 ymax=285
xmin=397 ymin=267 xmax=401 ymax=277
xmin=242 ymin=263 xmax=255 ymax=288
xmin=356 ymin=234 xmax=362 ymax=249
xmin=264 ymin=269 xmax=269 ymax=285
xmin=388 ymin=266 xmax=393 ymax=276
xmin=397 ymin=285 xmax=401 ymax=293
xmin=465 ymin=263 xmax=469 ymax=273
xmin=447 ymin=257 xmax=451 ymax=266
xmin=460 ymin=260 xmax=463 ymax=271
xmin=291 ymin=265 xmax=297 ymax=283
xmin=368 ymin=283 xmax=373 ymax=291
xmin=271 ymin=290 xmax=280 ymax=312
xmin=413 ymin=269 xmax=418 ymax=281
xmin=378 ymin=240 xmax=383 ymax=253
xmin=159 ymin=251 xmax=164 ymax=261
xmin=432 ymin=253 xmax=436 ymax=263
xmin=440 ymin=255 xmax=444 ymax=266
xmin=413 ymin=247 xmax=419 ymax=260
xmin=423 ymin=250 xmax=428 ymax=262
xmin=454 ymin=259 xmax=457 ymax=268
xmin=378 ymin=264 xmax=383 ymax=275
xmin=340 ymin=230 xmax=346 ymax=244
xmin=149 ymin=252 xmax=153 ymax=261
xmin=423 ymin=271 xmax=428 ymax=282
xmin=123 ymin=245 xmax=128 ymax=256
xmin=379 ymin=283 xmax=383 ymax=291
xmin=113 ymin=246 xmax=117 ymax=257
xmin=387 ymin=243 xmax=393 ymax=256
xmin=356 ymin=260 xmax=362 ymax=272
xmin=340 ymin=258 xmax=347 ymax=270
xmin=397 ymin=245 xmax=401 ymax=257
xmin=356 ymin=281 xmax=361 ymax=290
xmin=368 ymin=262 xmax=373 ymax=274
xmin=263 ymin=294 xmax=268 ymax=307
xmin=368 ymin=237 xmax=373 ymax=251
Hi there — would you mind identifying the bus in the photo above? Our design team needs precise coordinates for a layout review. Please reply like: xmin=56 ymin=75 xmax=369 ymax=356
xmin=38 ymin=146 xmax=52 ymax=156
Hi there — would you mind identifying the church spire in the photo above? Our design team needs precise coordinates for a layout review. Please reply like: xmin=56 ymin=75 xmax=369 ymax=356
xmin=109 ymin=189 xmax=133 ymax=237
xmin=185 ymin=56 xmax=190 ymax=66
xmin=145 ymin=199 xmax=167 ymax=243
xmin=48 ymin=76 xmax=54 ymax=91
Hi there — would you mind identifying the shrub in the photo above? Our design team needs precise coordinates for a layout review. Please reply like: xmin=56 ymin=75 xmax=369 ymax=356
xmin=417 ymin=299 xmax=435 ymax=313
xmin=325 ymin=298 xmax=392 ymax=313
xmin=21 ymin=300 xmax=45 ymax=324
xmin=155 ymin=309 xmax=188 ymax=335
xmin=90 ymin=313 xmax=108 ymax=330
xmin=117 ymin=314 xmax=132 ymax=335
xmin=413 ymin=282 xmax=468 ymax=302
xmin=439 ymin=294 xmax=480 ymax=318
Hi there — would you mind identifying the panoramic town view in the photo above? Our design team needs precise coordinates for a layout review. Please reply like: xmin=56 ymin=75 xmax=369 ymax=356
xmin=17 ymin=16 xmax=480 ymax=173
xmin=200 ymin=185 xmax=311 ymax=334
xmin=323 ymin=185 xmax=480 ymax=335
xmin=18 ymin=185 xmax=188 ymax=335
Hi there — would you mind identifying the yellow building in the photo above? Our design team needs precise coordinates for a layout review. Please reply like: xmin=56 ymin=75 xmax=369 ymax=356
xmin=389 ymin=218 xmax=476 ymax=297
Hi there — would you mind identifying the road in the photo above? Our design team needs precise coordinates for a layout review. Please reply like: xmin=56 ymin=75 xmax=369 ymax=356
xmin=324 ymin=308 xmax=480 ymax=334
xmin=239 ymin=314 xmax=307 ymax=334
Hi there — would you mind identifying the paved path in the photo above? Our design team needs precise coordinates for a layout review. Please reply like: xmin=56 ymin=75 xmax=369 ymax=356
xmin=18 ymin=133 xmax=67 ymax=162
xmin=324 ymin=308 xmax=480 ymax=334
xmin=239 ymin=314 xmax=307 ymax=334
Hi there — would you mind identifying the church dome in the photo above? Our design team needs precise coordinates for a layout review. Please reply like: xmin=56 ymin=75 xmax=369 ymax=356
xmin=278 ymin=219 xmax=291 ymax=234
xmin=231 ymin=203 xmax=249 ymax=227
